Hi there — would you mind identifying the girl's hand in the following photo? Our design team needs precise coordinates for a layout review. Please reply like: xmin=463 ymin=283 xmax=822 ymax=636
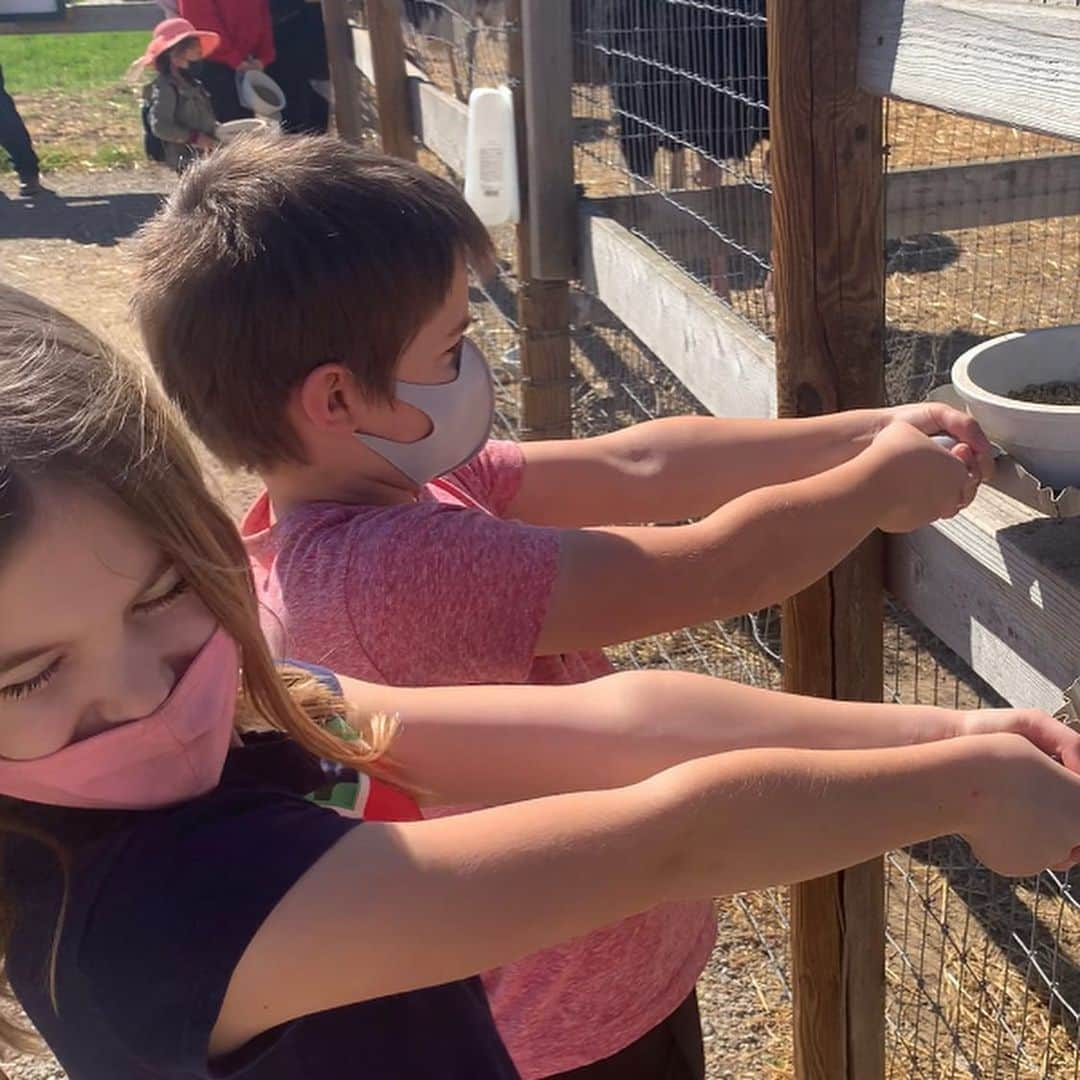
xmin=237 ymin=58 xmax=264 ymax=72
xmin=194 ymin=133 xmax=219 ymax=152
xmin=961 ymin=708 xmax=1080 ymax=773
xmin=961 ymin=733 xmax=1080 ymax=875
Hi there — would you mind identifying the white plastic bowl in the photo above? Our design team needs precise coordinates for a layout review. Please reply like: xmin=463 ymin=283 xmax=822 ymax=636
xmin=215 ymin=118 xmax=273 ymax=144
xmin=237 ymin=69 xmax=287 ymax=117
xmin=951 ymin=325 xmax=1080 ymax=489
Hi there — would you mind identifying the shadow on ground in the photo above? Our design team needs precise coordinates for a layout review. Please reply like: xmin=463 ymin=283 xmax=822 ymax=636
xmin=0 ymin=189 xmax=164 ymax=247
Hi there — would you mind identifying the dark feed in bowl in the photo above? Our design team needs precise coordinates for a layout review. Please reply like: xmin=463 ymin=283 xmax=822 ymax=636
xmin=1007 ymin=381 xmax=1080 ymax=406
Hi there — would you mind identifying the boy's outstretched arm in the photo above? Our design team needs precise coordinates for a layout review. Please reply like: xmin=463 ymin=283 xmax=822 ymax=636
xmin=342 ymin=669 xmax=1080 ymax=807
xmin=535 ymin=421 xmax=977 ymax=654
xmin=507 ymin=402 xmax=992 ymax=528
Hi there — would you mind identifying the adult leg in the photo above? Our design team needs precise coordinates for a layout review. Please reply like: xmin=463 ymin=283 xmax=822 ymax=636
xmin=195 ymin=61 xmax=249 ymax=123
xmin=0 ymin=66 xmax=40 ymax=187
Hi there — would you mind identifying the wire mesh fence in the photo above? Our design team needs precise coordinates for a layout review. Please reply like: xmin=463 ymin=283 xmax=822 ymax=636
xmin=880 ymin=85 xmax=1080 ymax=1079
xmin=571 ymin=0 xmax=774 ymax=336
xmin=399 ymin=2 xmax=1080 ymax=1074
xmin=882 ymin=101 xmax=1080 ymax=408
xmin=397 ymin=0 xmax=512 ymax=102
xmin=883 ymin=604 xmax=1080 ymax=1080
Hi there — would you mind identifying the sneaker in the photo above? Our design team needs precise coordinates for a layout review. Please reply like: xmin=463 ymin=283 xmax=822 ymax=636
xmin=17 ymin=176 xmax=44 ymax=197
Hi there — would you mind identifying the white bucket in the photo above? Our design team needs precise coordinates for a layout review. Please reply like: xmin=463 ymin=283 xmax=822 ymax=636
xmin=215 ymin=118 xmax=274 ymax=144
xmin=236 ymin=69 xmax=286 ymax=118
xmin=951 ymin=325 xmax=1080 ymax=489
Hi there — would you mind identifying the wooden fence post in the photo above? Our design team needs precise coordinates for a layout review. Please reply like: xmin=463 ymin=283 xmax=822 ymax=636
xmin=321 ymin=0 xmax=365 ymax=143
xmin=364 ymin=0 xmax=418 ymax=160
xmin=768 ymin=0 xmax=887 ymax=1077
xmin=509 ymin=0 xmax=575 ymax=440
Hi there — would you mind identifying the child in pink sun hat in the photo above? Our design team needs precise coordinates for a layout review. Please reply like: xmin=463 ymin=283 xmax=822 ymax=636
xmin=137 ymin=18 xmax=221 ymax=173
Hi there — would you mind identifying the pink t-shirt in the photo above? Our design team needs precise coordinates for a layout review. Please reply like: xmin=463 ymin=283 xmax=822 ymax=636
xmin=242 ymin=439 xmax=717 ymax=1078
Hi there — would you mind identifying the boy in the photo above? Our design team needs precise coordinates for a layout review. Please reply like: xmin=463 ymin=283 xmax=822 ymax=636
xmin=134 ymin=136 xmax=992 ymax=1080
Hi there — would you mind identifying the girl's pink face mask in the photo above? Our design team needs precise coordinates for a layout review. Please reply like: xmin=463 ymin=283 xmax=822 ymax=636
xmin=0 ymin=629 xmax=239 ymax=811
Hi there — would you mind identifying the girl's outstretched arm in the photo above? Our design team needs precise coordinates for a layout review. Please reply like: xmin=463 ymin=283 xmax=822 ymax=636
xmin=213 ymin=733 xmax=1080 ymax=1056
xmin=347 ymin=671 xmax=1080 ymax=805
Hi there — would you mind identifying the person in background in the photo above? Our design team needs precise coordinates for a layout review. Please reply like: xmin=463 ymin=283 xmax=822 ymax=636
xmin=0 ymin=64 xmax=42 ymax=198
xmin=178 ymin=0 xmax=274 ymax=122
xmin=267 ymin=0 xmax=330 ymax=134
xmin=139 ymin=19 xmax=220 ymax=173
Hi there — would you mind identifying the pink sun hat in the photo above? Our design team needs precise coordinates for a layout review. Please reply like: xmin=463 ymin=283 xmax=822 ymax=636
xmin=137 ymin=17 xmax=220 ymax=66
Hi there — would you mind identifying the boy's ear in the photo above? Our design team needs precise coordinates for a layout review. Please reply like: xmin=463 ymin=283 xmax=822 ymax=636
xmin=296 ymin=363 xmax=366 ymax=433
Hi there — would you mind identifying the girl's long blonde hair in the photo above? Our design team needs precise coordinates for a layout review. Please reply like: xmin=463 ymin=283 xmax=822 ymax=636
xmin=0 ymin=284 xmax=397 ymax=1063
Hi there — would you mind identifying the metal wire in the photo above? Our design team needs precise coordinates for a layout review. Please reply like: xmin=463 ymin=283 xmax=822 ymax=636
xmin=382 ymin=6 xmax=1080 ymax=1074
xmin=571 ymin=0 xmax=774 ymax=335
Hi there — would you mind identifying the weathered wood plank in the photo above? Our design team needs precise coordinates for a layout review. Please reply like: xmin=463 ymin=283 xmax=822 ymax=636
xmin=885 ymin=153 xmax=1080 ymax=236
xmin=363 ymin=0 xmax=416 ymax=159
xmin=324 ymin=0 xmax=365 ymax=145
xmin=770 ymin=0 xmax=887 ymax=1075
xmin=887 ymin=486 xmax=1080 ymax=713
xmin=588 ymin=153 xmax=1080 ymax=272
xmin=859 ymin=0 xmax=1080 ymax=140
xmin=521 ymin=0 xmax=575 ymax=281
xmin=0 ymin=1 xmax=159 ymax=33
xmin=515 ymin=0 xmax=574 ymax=439
xmin=352 ymin=24 xmax=468 ymax=175
xmin=578 ymin=208 xmax=776 ymax=419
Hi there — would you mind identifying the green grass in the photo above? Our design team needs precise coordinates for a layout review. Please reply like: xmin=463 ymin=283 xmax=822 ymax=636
xmin=0 ymin=141 xmax=144 ymax=174
xmin=0 ymin=30 xmax=146 ymax=93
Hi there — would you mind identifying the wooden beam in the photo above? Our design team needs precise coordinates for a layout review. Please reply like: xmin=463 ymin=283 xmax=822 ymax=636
xmin=770 ymin=0 xmax=887 ymax=1077
xmin=578 ymin=209 xmax=776 ymax=419
xmin=512 ymin=0 xmax=573 ymax=440
xmin=363 ymin=0 xmax=416 ymax=159
xmin=0 ymin=1 xmax=159 ymax=34
xmin=521 ymin=0 xmax=575 ymax=281
xmin=587 ymin=153 xmax=1080 ymax=273
xmin=859 ymin=0 xmax=1080 ymax=141
xmin=886 ymin=154 xmax=1080 ymax=236
xmin=323 ymin=0 xmax=365 ymax=144
xmin=887 ymin=487 xmax=1080 ymax=714
xmin=353 ymin=25 xmax=468 ymax=175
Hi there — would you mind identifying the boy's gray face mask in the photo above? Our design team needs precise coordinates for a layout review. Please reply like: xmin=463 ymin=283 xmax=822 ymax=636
xmin=356 ymin=338 xmax=495 ymax=486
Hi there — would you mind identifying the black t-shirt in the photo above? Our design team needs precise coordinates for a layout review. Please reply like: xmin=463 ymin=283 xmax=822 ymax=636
xmin=6 ymin=736 xmax=519 ymax=1079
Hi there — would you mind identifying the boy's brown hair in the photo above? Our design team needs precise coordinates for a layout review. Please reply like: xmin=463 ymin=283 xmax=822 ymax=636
xmin=133 ymin=134 xmax=495 ymax=469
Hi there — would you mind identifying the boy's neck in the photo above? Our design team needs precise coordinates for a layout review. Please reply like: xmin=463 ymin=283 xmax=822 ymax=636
xmin=262 ymin=462 xmax=420 ymax=520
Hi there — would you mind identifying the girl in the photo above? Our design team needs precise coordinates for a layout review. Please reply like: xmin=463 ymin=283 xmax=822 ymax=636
xmin=139 ymin=19 xmax=220 ymax=173
xmin=2 ymin=284 xmax=1080 ymax=1079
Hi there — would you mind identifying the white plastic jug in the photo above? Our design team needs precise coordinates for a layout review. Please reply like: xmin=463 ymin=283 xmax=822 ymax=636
xmin=464 ymin=86 xmax=520 ymax=227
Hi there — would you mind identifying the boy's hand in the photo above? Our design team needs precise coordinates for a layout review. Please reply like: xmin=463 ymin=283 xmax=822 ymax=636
xmin=865 ymin=422 xmax=979 ymax=533
xmin=960 ymin=733 xmax=1080 ymax=875
xmin=873 ymin=403 xmax=995 ymax=482
xmin=961 ymin=708 xmax=1080 ymax=774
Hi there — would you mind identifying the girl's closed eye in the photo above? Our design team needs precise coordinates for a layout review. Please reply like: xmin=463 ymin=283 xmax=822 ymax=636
xmin=133 ymin=577 xmax=190 ymax=615
xmin=0 ymin=657 xmax=64 ymax=703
